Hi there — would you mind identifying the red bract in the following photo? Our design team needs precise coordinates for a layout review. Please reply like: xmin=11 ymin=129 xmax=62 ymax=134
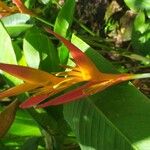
xmin=0 ymin=28 xmax=150 ymax=108
xmin=12 ymin=0 xmax=35 ymax=16
xmin=0 ymin=63 xmax=84 ymax=108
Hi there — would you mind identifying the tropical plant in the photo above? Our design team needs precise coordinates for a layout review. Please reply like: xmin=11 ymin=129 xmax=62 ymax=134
xmin=0 ymin=0 xmax=150 ymax=150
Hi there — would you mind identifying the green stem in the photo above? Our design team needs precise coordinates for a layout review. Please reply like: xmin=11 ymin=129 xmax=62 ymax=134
xmin=53 ymin=1 xmax=96 ymax=36
xmin=122 ymin=53 xmax=150 ymax=64
xmin=73 ymin=18 xmax=96 ymax=36
xmin=132 ymin=73 xmax=150 ymax=80
xmin=118 ymin=73 xmax=150 ymax=83
xmin=35 ymin=16 xmax=54 ymax=27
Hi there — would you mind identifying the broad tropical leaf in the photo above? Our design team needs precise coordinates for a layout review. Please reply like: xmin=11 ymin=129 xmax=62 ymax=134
xmin=63 ymin=34 xmax=150 ymax=150
xmin=54 ymin=0 xmax=76 ymax=65
xmin=23 ymin=27 xmax=60 ymax=72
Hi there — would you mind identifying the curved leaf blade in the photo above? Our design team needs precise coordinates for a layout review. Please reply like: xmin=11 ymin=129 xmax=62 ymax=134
xmin=54 ymin=0 xmax=75 ymax=37
xmin=0 ymin=21 xmax=17 ymax=64
xmin=64 ymin=34 xmax=150 ymax=150
xmin=0 ymin=100 xmax=19 ymax=138
xmin=23 ymin=28 xmax=60 ymax=72
xmin=1 ymin=13 xmax=32 ymax=36
xmin=0 ymin=21 xmax=20 ymax=84
xmin=54 ymin=0 xmax=76 ymax=65
xmin=1 ymin=13 xmax=30 ymax=25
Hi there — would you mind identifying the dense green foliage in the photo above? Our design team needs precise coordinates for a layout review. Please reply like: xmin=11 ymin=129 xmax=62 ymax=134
xmin=0 ymin=0 xmax=150 ymax=149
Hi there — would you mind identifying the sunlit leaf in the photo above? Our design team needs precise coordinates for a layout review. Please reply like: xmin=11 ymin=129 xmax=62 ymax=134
xmin=54 ymin=0 xmax=75 ymax=37
xmin=23 ymin=27 xmax=60 ymax=72
xmin=54 ymin=0 xmax=75 ymax=65
xmin=24 ymin=0 xmax=37 ymax=9
xmin=1 ymin=13 xmax=30 ymax=25
xmin=64 ymin=34 xmax=150 ymax=150
xmin=40 ymin=0 xmax=50 ymax=4
xmin=8 ymin=109 xmax=41 ymax=136
xmin=124 ymin=0 xmax=150 ymax=17
xmin=1 ymin=13 xmax=32 ymax=36
xmin=0 ymin=21 xmax=17 ymax=64
xmin=0 ymin=21 xmax=20 ymax=85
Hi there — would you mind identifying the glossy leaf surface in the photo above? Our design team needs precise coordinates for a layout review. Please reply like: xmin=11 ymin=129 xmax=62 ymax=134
xmin=1 ymin=13 xmax=32 ymax=36
xmin=23 ymin=28 xmax=60 ymax=72
xmin=54 ymin=0 xmax=75 ymax=65
xmin=0 ymin=21 xmax=21 ymax=84
xmin=54 ymin=0 xmax=75 ymax=37
xmin=63 ymin=34 xmax=150 ymax=150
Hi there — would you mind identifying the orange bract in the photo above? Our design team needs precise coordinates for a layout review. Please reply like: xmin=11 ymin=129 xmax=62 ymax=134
xmin=0 ymin=28 xmax=148 ymax=109
xmin=0 ymin=0 xmax=149 ymax=108
xmin=0 ymin=62 xmax=85 ymax=108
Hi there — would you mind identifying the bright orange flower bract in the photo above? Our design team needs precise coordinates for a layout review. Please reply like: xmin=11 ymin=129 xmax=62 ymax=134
xmin=0 ymin=62 xmax=85 ymax=108
xmin=0 ymin=28 xmax=150 ymax=109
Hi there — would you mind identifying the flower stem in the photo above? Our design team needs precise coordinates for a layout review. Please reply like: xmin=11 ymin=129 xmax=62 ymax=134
xmin=35 ymin=16 xmax=54 ymax=27
xmin=119 ymin=73 xmax=150 ymax=82
xmin=132 ymin=73 xmax=150 ymax=80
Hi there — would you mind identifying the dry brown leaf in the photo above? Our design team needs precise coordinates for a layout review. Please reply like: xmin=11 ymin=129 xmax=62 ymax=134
xmin=0 ymin=1 xmax=19 ymax=18
xmin=0 ymin=100 xmax=19 ymax=138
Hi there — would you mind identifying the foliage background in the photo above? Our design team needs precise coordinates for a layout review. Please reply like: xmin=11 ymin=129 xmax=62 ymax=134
xmin=0 ymin=0 xmax=150 ymax=150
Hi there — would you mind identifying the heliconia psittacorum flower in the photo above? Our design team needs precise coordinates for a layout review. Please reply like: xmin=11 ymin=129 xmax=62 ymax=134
xmin=0 ymin=28 xmax=150 ymax=109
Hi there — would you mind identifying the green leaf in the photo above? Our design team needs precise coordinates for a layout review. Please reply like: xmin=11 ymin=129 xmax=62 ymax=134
xmin=1 ymin=13 xmax=32 ymax=37
xmin=21 ymin=137 xmax=40 ymax=150
xmin=0 ymin=142 xmax=11 ymax=150
xmin=54 ymin=0 xmax=75 ymax=37
xmin=54 ymin=0 xmax=75 ymax=65
xmin=0 ymin=21 xmax=21 ymax=85
xmin=0 ymin=22 xmax=41 ymax=148
xmin=1 ymin=135 xmax=31 ymax=150
xmin=8 ymin=109 xmax=41 ymax=136
xmin=58 ymin=44 xmax=69 ymax=65
xmin=12 ymin=41 xmax=27 ymax=66
xmin=133 ymin=11 xmax=145 ymax=33
xmin=24 ymin=0 xmax=37 ymax=9
xmin=1 ymin=13 xmax=30 ymax=25
xmin=40 ymin=0 xmax=50 ymax=5
xmin=0 ymin=21 xmax=17 ymax=64
xmin=63 ymin=34 xmax=150 ymax=150
xmin=124 ymin=0 xmax=150 ymax=17
xmin=1 ymin=110 xmax=43 ymax=149
xmin=23 ymin=27 xmax=60 ymax=72
xmin=131 ymin=11 xmax=150 ymax=55
xmin=5 ymin=24 xmax=33 ymax=37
